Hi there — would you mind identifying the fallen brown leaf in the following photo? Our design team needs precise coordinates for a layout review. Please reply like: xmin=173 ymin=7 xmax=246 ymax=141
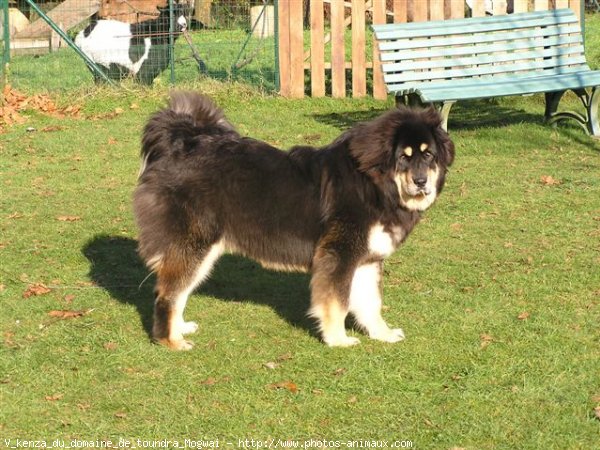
xmin=276 ymin=352 xmax=293 ymax=361
xmin=22 ymin=283 xmax=51 ymax=298
xmin=114 ymin=412 xmax=127 ymax=419
xmin=41 ymin=125 xmax=64 ymax=132
xmin=480 ymin=333 xmax=494 ymax=349
xmin=517 ymin=311 xmax=530 ymax=320
xmin=45 ymin=393 xmax=63 ymax=401
xmin=594 ymin=406 xmax=600 ymax=421
xmin=332 ymin=367 xmax=347 ymax=376
xmin=57 ymin=215 xmax=81 ymax=222
xmin=48 ymin=309 xmax=90 ymax=319
xmin=541 ymin=175 xmax=561 ymax=186
xmin=267 ymin=381 xmax=298 ymax=394
xmin=263 ymin=362 xmax=279 ymax=370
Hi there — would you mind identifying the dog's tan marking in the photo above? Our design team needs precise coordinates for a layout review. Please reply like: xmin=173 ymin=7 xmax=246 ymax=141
xmin=309 ymin=300 xmax=360 ymax=347
xmin=146 ymin=254 xmax=164 ymax=272
xmin=258 ymin=261 xmax=310 ymax=273
xmin=403 ymin=146 xmax=413 ymax=157
xmin=154 ymin=241 xmax=225 ymax=350
xmin=420 ymin=142 xmax=428 ymax=152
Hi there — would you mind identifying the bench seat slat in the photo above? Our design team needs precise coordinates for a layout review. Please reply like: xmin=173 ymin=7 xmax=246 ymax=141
xmin=387 ymin=72 xmax=600 ymax=102
xmin=378 ymin=27 xmax=582 ymax=55
xmin=388 ymin=66 xmax=588 ymax=92
xmin=381 ymin=45 xmax=585 ymax=73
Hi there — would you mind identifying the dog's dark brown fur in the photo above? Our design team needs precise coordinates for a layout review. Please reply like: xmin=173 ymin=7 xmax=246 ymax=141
xmin=134 ymin=91 xmax=455 ymax=349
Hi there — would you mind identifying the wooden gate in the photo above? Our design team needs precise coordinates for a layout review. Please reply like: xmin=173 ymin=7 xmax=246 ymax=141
xmin=277 ymin=0 xmax=583 ymax=99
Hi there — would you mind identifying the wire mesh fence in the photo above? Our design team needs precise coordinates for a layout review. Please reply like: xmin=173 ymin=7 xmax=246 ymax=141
xmin=0 ymin=0 xmax=278 ymax=94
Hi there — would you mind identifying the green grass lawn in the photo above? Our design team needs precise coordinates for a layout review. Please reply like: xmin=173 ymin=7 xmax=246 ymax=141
xmin=2 ymin=15 xmax=600 ymax=450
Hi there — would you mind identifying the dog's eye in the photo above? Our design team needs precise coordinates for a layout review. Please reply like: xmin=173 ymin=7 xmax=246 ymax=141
xmin=423 ymin=151 xmax=434 ymax=161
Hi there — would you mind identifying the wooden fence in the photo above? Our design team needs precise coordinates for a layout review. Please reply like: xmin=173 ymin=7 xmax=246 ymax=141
xmin=277 ymin=0 xmax=583 ymax=99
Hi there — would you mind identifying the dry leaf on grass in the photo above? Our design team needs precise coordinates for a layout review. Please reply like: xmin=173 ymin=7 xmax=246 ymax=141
xmin=22 ymin=283 xmax=51 ymax=298
xmin=540 ymin=175 xmax=561 ymax=186
xmin=594 ymin=406 xmax=600 ymax=421
xmin=480 ymin=333 xmax=494 ymax=349
xmin=48 ymin=309 xmax=91 ymax=319
xmin=57 ymin=215 xmax=81 ymax=222
xmin=0 ymin=85 xmax=81 ymax=130
xmin=267 ymin=381 xmax=298 ymax=394
xmin=45 ymin=393 xmax=63 ymax=401
xmin=517 ymin=311 xmax=530 ymax=320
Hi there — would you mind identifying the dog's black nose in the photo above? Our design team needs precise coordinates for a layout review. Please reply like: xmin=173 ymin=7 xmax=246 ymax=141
xmin=413 ymin=176 xmax=427 ymax=188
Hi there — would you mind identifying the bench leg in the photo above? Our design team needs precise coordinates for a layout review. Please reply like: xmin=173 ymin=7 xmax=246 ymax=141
xmin=437 ymin=101 xmax=455 ymax=132
xmin=544 ymin=91 xmax=565 ymax=122
xmin=545 ymin=89 xmax=600 ymax=137
xmin=587 ymin=87 xmax=600 ymax=137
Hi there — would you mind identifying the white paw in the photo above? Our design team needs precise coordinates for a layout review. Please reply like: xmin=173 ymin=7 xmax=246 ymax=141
xmin=173 ymin=339 xmax=194 ymax=351
xmin=325 ymin=335 xmax=361 ymax=347
xmin=371 ymin=327 xmax=405 ymax=343
xmin=180 ymin=321 xmax=199 ymax=335
xmin=157 ymin=337 xmax=195 ymax=351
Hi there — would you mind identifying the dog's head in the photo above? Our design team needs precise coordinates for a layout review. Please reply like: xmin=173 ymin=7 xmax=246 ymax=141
xmin=349 ymin=107 xmax=455 ymax=212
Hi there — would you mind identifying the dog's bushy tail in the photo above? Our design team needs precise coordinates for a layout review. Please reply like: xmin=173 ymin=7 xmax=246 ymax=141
xmin=138 ymin=91 xmax=235 ymax=177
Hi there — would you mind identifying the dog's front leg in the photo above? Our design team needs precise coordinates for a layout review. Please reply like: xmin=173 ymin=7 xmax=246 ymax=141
xmin=308 ymin=244 xmax=359 ymax=347
xmin=349 ymin=261 xmax=405 ymax=343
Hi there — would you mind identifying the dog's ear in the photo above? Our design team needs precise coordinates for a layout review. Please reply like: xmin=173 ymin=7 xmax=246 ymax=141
xmin=347 ymin=109 xmax=408 ymax=174
xmin=420 ymin=107 xmax=455 ymax=167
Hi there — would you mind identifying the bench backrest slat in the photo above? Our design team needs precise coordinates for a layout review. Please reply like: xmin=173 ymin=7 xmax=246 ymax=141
xmin=373 ymin=8 xmax=586 ymax=94
xmin=384 ymin=55 xmax=588 ymax=84
xmin=378 ymin=25 xmax=582 ymax=54
xmin=383 ymin=45 xmax=586 ymax=72
xmin=372 ymin=8 xmax=575 ymax=38
xmin=382 ymin=35 xmax=582 ymax=62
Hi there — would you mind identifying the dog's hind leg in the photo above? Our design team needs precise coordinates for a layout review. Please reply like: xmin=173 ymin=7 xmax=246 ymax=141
xmin=309 ymin=245 xmax=359 ymax=347
xmin=348 ymin=262 xmax=404 ymax=343
xmin=153 ymin=241 xmax=223 ymax=350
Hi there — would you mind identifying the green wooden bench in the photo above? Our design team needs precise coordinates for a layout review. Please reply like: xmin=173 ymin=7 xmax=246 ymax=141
xmin=372 ymin=8 xmax=600 ymax=136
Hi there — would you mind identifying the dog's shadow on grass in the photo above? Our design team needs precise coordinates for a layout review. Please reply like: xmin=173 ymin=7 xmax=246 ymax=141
xmin=311 ymin=99 xmax=541 ymax=132
xmin=82 ymin=235 xmax=314 ymax=340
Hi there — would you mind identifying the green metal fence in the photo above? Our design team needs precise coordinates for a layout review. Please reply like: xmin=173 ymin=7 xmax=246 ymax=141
xmin=0 ymin=0 xmax=278 ymax=94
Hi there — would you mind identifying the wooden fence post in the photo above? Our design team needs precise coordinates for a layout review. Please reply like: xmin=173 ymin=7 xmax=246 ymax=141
xmin=372 ymin=0 xmax=386 ymax=100
xmin=310 ymin=0 xmax=325 ymax=97
xmin=351 ymin=0 xmax=366 ymax=97
xmin=331 ymin=0 xmax=345 ymax=98
xmin=277 ymin=0 xmax=291 ymax=97
xmin=289 ymin=0 xmax=304 ymax=98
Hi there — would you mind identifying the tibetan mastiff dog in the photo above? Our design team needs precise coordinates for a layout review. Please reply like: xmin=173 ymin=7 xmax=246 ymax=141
xmin=134 ymin=91 xmax=455 ymax=350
